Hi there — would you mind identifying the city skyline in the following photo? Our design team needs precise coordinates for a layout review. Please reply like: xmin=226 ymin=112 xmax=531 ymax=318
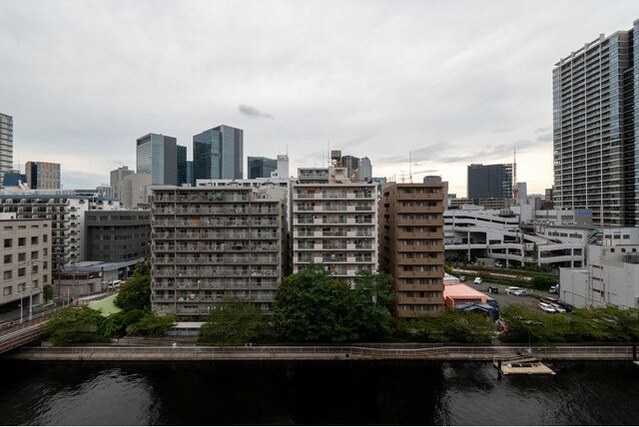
xmin=0 ymin=1 xmax=637 ymax=194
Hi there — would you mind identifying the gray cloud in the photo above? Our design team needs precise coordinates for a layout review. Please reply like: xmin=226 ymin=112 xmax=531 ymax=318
xmin=537 ymin=133 xmax=553 ymax=142
xmin=238 ymin=104 xmax=274 ymax=119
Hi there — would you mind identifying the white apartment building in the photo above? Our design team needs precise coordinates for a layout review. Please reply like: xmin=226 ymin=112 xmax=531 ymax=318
xmin=151 ymin=185 xmax=285 ymax=316
xmin=292 ymin=167 xmax=378 ymax=280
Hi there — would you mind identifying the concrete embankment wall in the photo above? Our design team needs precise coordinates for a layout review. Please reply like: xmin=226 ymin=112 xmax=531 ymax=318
xmin=4 ymin=345 xmax=635 ymax=362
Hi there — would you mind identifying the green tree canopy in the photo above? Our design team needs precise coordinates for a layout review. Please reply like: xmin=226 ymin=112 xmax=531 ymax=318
xmin=114 ymin=262 xmax=151 ymax=312
xmin=43 ymin=306 xmax=105 ymax=346
xmin=199 ymin=299 xmax=267 ymax=345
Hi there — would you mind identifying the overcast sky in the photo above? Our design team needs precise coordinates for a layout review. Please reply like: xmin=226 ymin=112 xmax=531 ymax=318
xmin=1 ymin=0 xmax=638 ymax=195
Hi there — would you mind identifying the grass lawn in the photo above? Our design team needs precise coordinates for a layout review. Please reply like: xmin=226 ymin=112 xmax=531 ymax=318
xmin=89 ymin=294 xmax=121 ymax=316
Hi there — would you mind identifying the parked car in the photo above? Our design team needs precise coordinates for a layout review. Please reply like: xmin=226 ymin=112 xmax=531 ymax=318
xmin=550 ymin=303 xmax=566 ymax=313
xmin=506 ymin=286 xmax=529 ymax=296
xmin=549 ymin=284 xmax=559 ymax=294
xmin=473 ymin=277 xmax=482 ymax=285
xmin=538 ymin=302 xmax=557 ymax=313
xmin=486 ymin=286 xmax=499 ymax=294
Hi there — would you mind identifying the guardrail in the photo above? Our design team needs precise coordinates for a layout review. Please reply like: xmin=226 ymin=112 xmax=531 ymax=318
xmin=7 ymin=344 xmax=634 ymax=361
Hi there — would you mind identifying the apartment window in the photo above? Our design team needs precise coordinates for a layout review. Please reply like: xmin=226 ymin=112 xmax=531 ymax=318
xmin=31 ymin=280 xmax=38 ymax=289
xmin=3 ymin=254 xmax=11 ymax=264
xmin=3 ymin=286 xmax=11 ymax=296
xmin=3 ymin=270 xmax=12 ymax=280
xmin=31 ymin=251 xmax=38 ymax=260
xmin=43 ymin=235 xmax=48 ymax=243
xmin=18 ymin=268 xmax=26 ymax=277
xmin=4 ymin=239 xmax=11 ymax=248
xmin=18 ymin=237 xmax=26 ymax=246
xmin=31 ymin=236 xmax=38 ymax=245
xmin=18 ymin=283 xmax=26 ymax=292
xmin=18 ymin=253 xmax=25 ymax=262
xmin=31 ymin=265 xmax=38 ymax=274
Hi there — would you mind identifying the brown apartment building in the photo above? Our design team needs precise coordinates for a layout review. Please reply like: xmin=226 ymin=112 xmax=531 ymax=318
xmin=379 ymin=181 xmax=447 ymax=317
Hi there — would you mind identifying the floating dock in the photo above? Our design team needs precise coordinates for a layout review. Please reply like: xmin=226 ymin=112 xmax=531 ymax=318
xmin=495 ymin=355 xmax=556 ymax=375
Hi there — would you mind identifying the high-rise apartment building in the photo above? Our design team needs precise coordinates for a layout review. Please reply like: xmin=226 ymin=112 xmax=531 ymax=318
xmin=467 ymin=163 xmax=513 ymax=199
xmin=136 ymin=133 xmax=178 ymax=185
xmin=292 ymin=166 xmax=378 ymax=281
xmin=193 ymin=125 xmax=243 ymax=181
xmin=25 ymin=161 xmax=61 ymax=190
xmin=151 ymin=186 xmax=284 ymax=316
xmin=248 ymin=156 xmax=277 ymax=179
xmin=379 ymin=181 xmax=447 ymax=317
xmin=553 ymin=21 xmax=639 ymax=227
xmin=0 ymin=113 xmax=13 ymax=184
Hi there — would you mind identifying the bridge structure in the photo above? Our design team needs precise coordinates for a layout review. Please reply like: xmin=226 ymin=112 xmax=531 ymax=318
xmin=0 ymin=315 xmax=51 ymax=354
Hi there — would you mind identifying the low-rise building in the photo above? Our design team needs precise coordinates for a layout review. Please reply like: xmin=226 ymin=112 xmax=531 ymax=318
xmin=85 ymin=210 xmax=150 ymax=262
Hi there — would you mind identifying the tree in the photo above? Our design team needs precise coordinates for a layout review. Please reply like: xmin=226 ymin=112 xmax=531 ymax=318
xmin=44 ymin=307 xmax=105 ymax=346
xmin=100 ymin=309 xmax=145 ymax=339
xmin=273 ymin=264 xmax=360 ymax=343
xmin=352 ymin=269 xmax=396 ymax=341
xmin=43 ymin=284 xmax=54 ymax=303
xmin=126 ymin=313 xmax=174 ymax=337
xmin=199 ymin=299 xmax=267 ymax=345
xmin=114 ymin=262 xmax=150 ymax=312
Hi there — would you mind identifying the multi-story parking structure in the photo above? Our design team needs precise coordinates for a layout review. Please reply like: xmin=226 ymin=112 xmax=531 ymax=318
xmin=0 ymin=192 xmax=121 ymax=271
xmin=0 ymin=219 xmax=52 ymax=312
xmin=151 ymin=186 xmax=284 ymax=316
xmin=292 ymin=167 xmax=378 ymax=281
xmin=379 ymin=182 xmax=447 ymax=317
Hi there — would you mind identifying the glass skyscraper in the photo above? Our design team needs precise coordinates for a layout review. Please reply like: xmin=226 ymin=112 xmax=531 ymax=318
xmin=0 ymin=113 xmax=13 ymax=184
xmin=136 ymin=133 xmax=178 ymax=185
xmin=467 ymin=163 xmax=513 ymax=199
xmin=248 ymin=156 xmax=277 ymax=179
xmin=193 ymin=125 xmax=243 ymax=180
xmin=553 ymin=20 xmax=639 ymax=227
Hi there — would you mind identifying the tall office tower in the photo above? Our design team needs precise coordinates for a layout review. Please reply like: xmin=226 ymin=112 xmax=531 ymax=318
xmin=193 ymin=125 xmax=243 ymax=181
xmin=25 ymin=161 xmax=61 ymax=189
xmin=248 ymin=156 xmax=277 ymax=179
xmin=379 ymin=182 xmax=447 ymax=317
xmin=467 ymin=163 xmax=513 ymax=199
xmin=136 ymin=133 xmax=178 ymax=185
xmin=340 ymin=155 xmax=360 ymax=180
xmin=292 ymin=166 xmax=378 ymax=282
xmin=177 ymin=145 xmax=187 ymax=185
xmin=277 ymin=154 xmax=289 ymax=178
xmin=0 ymin=113 xmax=12 ymax=184
xmin=554 ymin=21 xmax=639 ymax=227
xmin=186 ymin=161 xmax=194 ymax=186
xmin=151 ymin=186 xmax=284 ymax=316
xmin=359 ymin=157 xmax=372 ymax=182
xmin=110 ymin=166 xmax=134 ymax=189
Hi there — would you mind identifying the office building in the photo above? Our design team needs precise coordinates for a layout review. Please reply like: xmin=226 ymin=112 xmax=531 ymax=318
xmin=379 ymin=182 xmax=447 ymax=317
xmin=117 ymin=173 xmax=152 ymax=208
xmin=110 ymin=166 xmax=134 ymax=189
xmin=0 ymin=219 xmax=52 ymax=312
xmin=553 ymin=21 xmax=639 ymax=227
xmin=359 ymin=157 xmax=372 ymax=182
xmin=0 ymin=113 xmax=13 ymax=184
xmin=467 ymin=163 xmax=513 ymax=199
xmin=276 ymin=154 xmax=289 ymax=178
xmin=177 ymin=145 xmax=187 ymax=186
xmin=2 ymin=171 xmax=27 ymax=188
xmin=193 ymin=125 xmax=243 ymax=180
xmin=85 ymin=210 xmax=150 ymax=262
xmin=151 ymin=186 xmax=284 ymax=316
xmin=136 ymin=133 xmax=178 ymax=185
xmin=292 ymin=166 xmax=378 ymax=281
xmin=25 ymin=161 xmax=61 ymax=189
xmin=248 ymin=156 xmax=277 ymax=179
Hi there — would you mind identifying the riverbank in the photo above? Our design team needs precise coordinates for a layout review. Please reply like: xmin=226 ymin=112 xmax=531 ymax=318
xmin=4 ymin=344 xmax=635 ymax=362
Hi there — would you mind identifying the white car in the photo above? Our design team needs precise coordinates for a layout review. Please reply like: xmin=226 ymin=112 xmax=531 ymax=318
xmin=473 ymin=277 xmax=482 ymax=285
xmin=539 ymin=302 xmax=556 ymax=313
xmin=550 ymin=303 xmax=566 ymax=313
xmin=505 ymin=286 xmax=521 ymax=295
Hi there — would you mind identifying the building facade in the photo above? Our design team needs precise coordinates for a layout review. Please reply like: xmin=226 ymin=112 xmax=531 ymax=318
xmin=0 ymin=113 xmax=12 ymax=184
xmin=193 ymin=125 xmax=243 ymax=181
xmin=25 ymin=161 xmax=61 ymax=189
xmin=117 ymin=173 xmax=152 ymax=208
xmin=136 ymin=133 xmax=178 ymax=185
xmin=0 ymin=219 xmax=52 ymax=312
xmin=151 ymin=186 xmax=284 ymax=316
xmin=379 ymin=182 xmax=447 ymax=317
xmin=248 ymin=156 xmax=277 ymax=179
xmin=292 ymin=167 xmax=378 ymax=281
xmin=85 ymin=210 xmax=151 ymax=262
xmin=467 ymin=163 xmax=513 ymax=199
xmin=110 ymin=166 xmax=134 ymax=189
xmin=553 ymin=21 xmax=639 ymax=227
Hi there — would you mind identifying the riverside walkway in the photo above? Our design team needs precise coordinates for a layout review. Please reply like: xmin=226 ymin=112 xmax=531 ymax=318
xmin=4 ymin=344 xmax=635 ymax=362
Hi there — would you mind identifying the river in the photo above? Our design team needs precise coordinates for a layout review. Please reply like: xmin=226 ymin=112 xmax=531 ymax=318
xmin=1 ymin=361 xmax=638 ymax=425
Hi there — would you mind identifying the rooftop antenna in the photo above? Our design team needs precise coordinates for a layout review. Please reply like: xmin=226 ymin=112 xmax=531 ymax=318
xmin=409 ymin=151 xmax=413 ymax=183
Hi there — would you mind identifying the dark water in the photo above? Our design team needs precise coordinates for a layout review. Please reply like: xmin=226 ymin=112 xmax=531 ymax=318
xmin=1 ymin=360 xmax=639 ymax=425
